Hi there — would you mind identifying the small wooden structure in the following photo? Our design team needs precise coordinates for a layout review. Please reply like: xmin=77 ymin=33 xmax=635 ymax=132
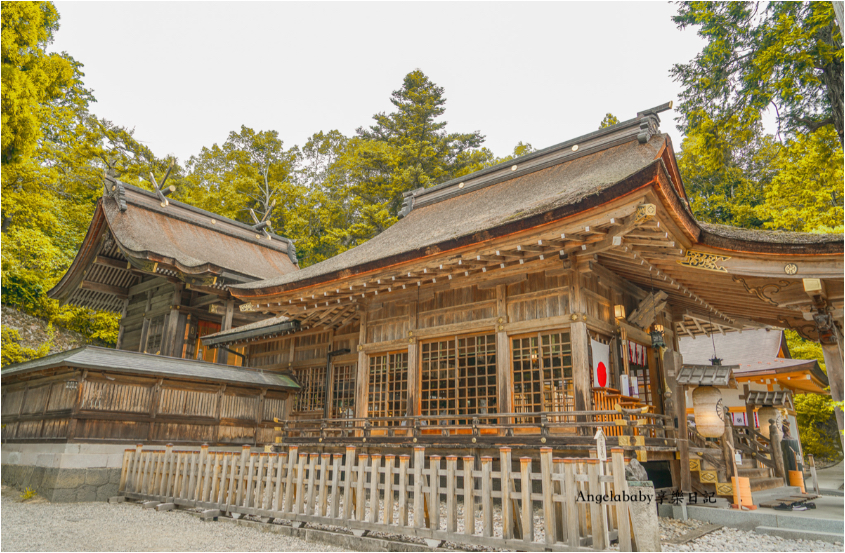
xmin=47 ymin=179 xmax=300 ymax=363
xmin=0 ymin=346 xmax=299 ymax=446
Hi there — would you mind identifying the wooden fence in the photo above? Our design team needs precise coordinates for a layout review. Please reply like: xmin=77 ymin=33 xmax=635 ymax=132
xmin=119 ymin=444 xmax=641 ymax=551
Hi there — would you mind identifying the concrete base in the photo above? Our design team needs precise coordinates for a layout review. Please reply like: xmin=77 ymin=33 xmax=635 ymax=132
xmin=754 ymin=526 xmax=843 ymax=544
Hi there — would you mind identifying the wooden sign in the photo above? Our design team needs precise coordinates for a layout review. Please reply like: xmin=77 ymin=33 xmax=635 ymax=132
xmin=594 ymin=428 xmax=607 ymax=461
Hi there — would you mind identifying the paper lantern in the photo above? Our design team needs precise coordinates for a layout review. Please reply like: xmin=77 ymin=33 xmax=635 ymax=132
xmin=758 ymin=407 xmax=782 ymax=439
xmin=692 ymin=386 xmax=724 ymax=438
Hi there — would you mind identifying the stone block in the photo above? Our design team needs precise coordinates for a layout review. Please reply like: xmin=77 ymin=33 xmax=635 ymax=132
xmin=85 ymin=468 xmax=110 ymax=486
xmin=54 ymin=469 xmax=86 ymax=489
xmin=109 ymin=469 xmax=122 ymax=484
xmin=627 ymin=482 xmax=661 ymax=552
xmin=40 ymin=468 xmax=58 ymax=491
xmin=29 ymin=466 xmax=46 ymax=490
xmin=77 ymin=485 xmax=97 ymax=502
xmin=51 ymin=488 xmax=79 ymax=503
xmin=97 ymin=482 xmax=119 ymax=502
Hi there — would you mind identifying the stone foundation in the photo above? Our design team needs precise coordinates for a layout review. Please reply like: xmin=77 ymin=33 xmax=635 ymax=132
xmin=1 ymin=443 xmax=128 ymax=502
xmin=1 ymin=464 xmax=121 ymax=502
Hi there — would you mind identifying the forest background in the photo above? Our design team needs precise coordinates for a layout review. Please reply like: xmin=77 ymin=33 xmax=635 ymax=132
xmin=2 ymin=1 xmax=843 ymax=459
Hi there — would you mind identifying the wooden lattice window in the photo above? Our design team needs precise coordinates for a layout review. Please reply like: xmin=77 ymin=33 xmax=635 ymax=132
xmin=145 ymin=315 xmax=167 ymax=354
xmin=367 ymin=352 xmax=408 ymax=426
xmin=512 ymin=330 xmax=574 ymax=422
xmin=420 ymin=334 xmax=497 ymax=422
xmin=293 ymin=366 xmax=327 ymax=413
xmin=330 ymin=364 xmax=356 ymax=419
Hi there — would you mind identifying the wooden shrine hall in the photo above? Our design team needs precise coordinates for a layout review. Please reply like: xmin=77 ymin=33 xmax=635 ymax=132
xmin=6 ymin=102 xmax=843 ymax=498
xmin=203 ymin=103 xmax=844 ymax=494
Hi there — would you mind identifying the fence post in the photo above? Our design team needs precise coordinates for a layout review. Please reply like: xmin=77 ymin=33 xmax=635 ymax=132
xmin=318 ymin=453 xmax=330 ymax=517
xmin=384 ymin=455 xmax=395 ymax=525
xmin=540 ymin=448 xmax=555 ymax=546
xmin=587 ymin=460 xmax=608 ymax=550
xmin=330 ymin=453 xmax=342 ymax=519
xmin=342 ymin=446 xmax=356 ymax=520
xmin=519 ymin=457 xmax=534 ymax=543
xmin=563 ymin=459 xmax=579 ymax=548
xmin=356 ymin=453 xmax=368 ymax=521
xmin=446 ymin=456 xmax=457 ymax=533
xmin=369 ymin=454 xmax=382 ymax=524
xmin=294 ymin=451 xmax=307 ymax=514
xmin=216 ymin=453 xmax=229 ymax=508
xmin=500 ymin=448 xmax=513 ymax=540
xmin=429 ymin=455 xmax=441 ymax=531
xmin=118 ymin=449 xmax=131 ymax=493
xmin=202 ymin=449 xmax=216 ymax=503
xmin=284 ymin=446 xmax=299 ymax=513
xmin=398 ymin=454 xmax=410 ymax=526
xmin=481 ymin=457 xmax=493 ymax=537
xmin=180 ymin=450 xmax=192 ymax=500
xmin=611 ymin=449 xmax=632 ymax=552
xmin=413 ymin=447 xmax=425 ymax=528
xmin=552 ymin=458 xmax=565 ymax=544
xmin=306 ymin=453 xmax=319 ymax=515
xmin=462 ymin=456 xmax=475 ymax=536
xmin=235 ymin=445 xmax=250 ymax=508
xmin=209 ymin=452 xmax=221 ymax=504
xmin=132 ymin=444 xmax=144 ymax=493
xmin=160 ymin=444 xmax=173 ymax=497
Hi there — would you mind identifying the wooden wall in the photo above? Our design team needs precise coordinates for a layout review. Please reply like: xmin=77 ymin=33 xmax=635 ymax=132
xmin=1 ymin=369 xmax=290 ymax=446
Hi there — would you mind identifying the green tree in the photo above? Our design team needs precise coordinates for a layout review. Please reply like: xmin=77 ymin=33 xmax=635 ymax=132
xmin=181 ymin=125 xmax=304 ymax=239
xmin=355 ymin=69 xmax=487 ymax=215
xmin=599 ymin=113 xmax=620 ymax=129
xmin=1 ymin=1 xmax=77 ymax=164
xmin=671 ymin=2 xmax=843 ymax=143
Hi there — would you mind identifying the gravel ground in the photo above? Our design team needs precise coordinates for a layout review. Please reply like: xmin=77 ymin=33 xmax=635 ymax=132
xmin=2 ymin=486 xmax=841 ymax=552
xmin=670 ymin=526 xmax=842 ymax=552
xmin=0 ymin=487 xmax=341 ymax=552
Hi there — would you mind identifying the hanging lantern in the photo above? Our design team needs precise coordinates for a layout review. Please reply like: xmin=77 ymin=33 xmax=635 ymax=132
xmin=650 ymin=324 xmax=666 ymax=349
xmin=692 ymin=385 xmax=724 ymax=438
xmin=758 ymin=407 xmax=782 ymax=439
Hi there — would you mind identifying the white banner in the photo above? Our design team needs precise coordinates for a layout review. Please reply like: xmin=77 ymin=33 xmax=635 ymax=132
xmin=591 ymin=339 xmax=610 ymax=387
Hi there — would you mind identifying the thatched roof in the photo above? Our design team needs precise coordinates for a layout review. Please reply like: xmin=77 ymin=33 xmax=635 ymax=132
xmin=700 ymin=222 xmax=843 ymax=248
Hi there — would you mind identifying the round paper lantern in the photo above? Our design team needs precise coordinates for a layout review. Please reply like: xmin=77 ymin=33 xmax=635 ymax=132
xmin=758 ymin=407 xmax=782 ymax=439
xmin=692 ymin=385 xmax=725 ymax=438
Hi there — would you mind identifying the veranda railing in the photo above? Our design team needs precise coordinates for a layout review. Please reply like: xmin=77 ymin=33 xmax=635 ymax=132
xmin=119 ymin=444 xmax=645 ymax=551
xmin=277 ymin=409 xmax=674 ymax=447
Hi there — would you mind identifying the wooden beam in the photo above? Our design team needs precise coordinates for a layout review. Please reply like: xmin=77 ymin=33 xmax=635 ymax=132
xmin=627 ymin=290 xmax=668 ymax=329
xmin=128 ymin=277 xmax=170 ymax=297
xmin=94 ymin=255 xmax=130 ymax=271
xmin=80 ymin=280 xmax=129 ymax=299
xmin=587 ymin=261 xmax=648 ymax=300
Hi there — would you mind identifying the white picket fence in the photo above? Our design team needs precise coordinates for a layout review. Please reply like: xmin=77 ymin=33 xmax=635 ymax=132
xmin=119 ymin=444 xmax=640 ymax=551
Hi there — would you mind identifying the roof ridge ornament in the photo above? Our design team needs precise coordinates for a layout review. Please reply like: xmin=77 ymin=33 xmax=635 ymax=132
xmin=148 ymin=162 xmax=176 ymax=207
xmin=103 ymin=173 xmax=128 ymax=212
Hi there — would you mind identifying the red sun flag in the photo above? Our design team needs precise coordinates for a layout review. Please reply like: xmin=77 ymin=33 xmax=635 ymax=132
xmin=591 ymin=339 xmax=610 ymax=388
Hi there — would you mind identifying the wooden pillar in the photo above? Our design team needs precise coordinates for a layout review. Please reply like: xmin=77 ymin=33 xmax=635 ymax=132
xmin=162 ymin=283 xmax=184 ymax=357
xmin=721 ymin=406 xmax=736 ymax=479
xmin=406 ymin=301 xmax=419 ymax=417
xmin=139 ymin=290 xmax=153 ymax=352
xmin=496 ymin=285 xmax=512 ymax=418
xmin=571 ymin=321 xmax=592 ymax=418
xmin=115 ymin=299 xmax=129 ymax=350
xmin=821 ymin=342 xmax=844 ymax=447
xmin=354 ymin=309 xmax=369 ymax=421
xmin=769 ymin=418 xmax=787 ymax=484
xmin=215 ymin=299 xmax=235 ymax=364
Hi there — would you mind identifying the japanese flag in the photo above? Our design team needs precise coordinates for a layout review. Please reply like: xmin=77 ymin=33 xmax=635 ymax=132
xmin=591 ymin=339 xmax=610 ymax=388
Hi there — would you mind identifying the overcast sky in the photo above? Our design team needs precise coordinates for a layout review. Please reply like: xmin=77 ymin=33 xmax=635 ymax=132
xmin=51 ymin=2 xmax=707 ymax=164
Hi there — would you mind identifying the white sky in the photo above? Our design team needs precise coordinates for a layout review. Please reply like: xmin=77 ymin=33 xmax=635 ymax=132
xmin=51 ymin=1 xmax=707 ymax=164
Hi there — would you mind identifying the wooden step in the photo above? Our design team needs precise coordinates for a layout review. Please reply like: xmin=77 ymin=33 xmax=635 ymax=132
xmin=738 ymin=467 xmax=769 ymax=479
xmin=750 ymin=477 xmax=784 ymax=492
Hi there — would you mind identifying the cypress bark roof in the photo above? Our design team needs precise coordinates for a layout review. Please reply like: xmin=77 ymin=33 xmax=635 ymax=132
xmin=234 ymin=132 xmax=668 ymax=292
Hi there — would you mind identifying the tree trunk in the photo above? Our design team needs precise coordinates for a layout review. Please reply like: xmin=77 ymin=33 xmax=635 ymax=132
xmin=819 ymin=22 xmax=844 ymax=143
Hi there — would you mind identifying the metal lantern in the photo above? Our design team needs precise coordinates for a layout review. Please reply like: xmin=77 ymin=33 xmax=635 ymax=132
xmin=650 ymin=325 xmax=666 ymax=349
xmin=758 ymin=407 xmax=782 ymax=439
xmin=692 ymin=385 xmax=725 ymax=438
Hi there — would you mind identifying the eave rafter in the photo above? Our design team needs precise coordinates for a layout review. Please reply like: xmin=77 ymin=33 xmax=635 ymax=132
xmin=240 ymin=200 xmax=661 ymax=325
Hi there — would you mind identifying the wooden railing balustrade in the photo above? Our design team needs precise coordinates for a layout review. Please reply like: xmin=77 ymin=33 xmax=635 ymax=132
xmin=119 ymin=444 xmax=644 ymax=551
xmin=275 ymin=409 xmax=675 ymax=451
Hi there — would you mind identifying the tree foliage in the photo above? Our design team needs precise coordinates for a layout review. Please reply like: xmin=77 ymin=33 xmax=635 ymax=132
xmin=672 ymin=1 xmax=843 ymax=142
xmin=599 ymin=113 xmax=620 ymax=129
